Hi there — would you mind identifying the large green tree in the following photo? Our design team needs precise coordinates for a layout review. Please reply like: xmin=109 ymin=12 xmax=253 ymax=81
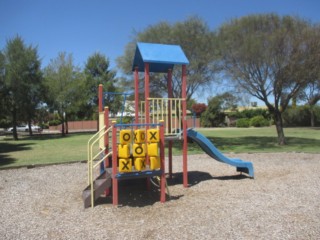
xmin=215 ymin=14 xmax=320 ymax=144
xmin=117 ymin=16 xmax=217 ymax=100
xmin=201 ymin=93 xmax=228 ymax=127
xmin=0 ymin=51 xmax=7 ymax=126
xmin=1 ymin=36 xmax=43 ymax=140
xmin=298 ymin=24 xmax=320 ymax=127
xmin=44 ymin=52 xmax=85 ymax=136
xmin=299 ymin=79 xmax=320 ymax=127
xmin=84 ymin=52 xmax=119 ymax=116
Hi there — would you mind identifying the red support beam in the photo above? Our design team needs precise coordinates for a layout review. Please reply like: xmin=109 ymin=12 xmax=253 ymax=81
xmin=167 ymin=69 xmax=173 ymax=178
xmin=144 ymin=63 xmax=151 ymax=190
xmin=182 ymin=65 xmax=188 ymax=188
xmin=144 ymin=63 xmax=150 ymax=125
xmin=134 ymin=67 xmax=139 ymax=125
xmin=98 ymin=84 xmax=103 ymax=112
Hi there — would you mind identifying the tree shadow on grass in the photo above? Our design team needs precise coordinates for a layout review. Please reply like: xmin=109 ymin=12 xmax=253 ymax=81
xmin=4 ymin=131 xmax=94 ymax=141
xmin=0 ymin=142 xmax=34 ymax=167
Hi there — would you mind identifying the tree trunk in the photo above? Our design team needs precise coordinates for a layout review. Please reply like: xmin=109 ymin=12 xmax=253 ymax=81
xmin=310 ymin=106 xmax=315 ymax=127
xmin=61 ymin=118 xmax=65 ymax=137
xmin=65 ymin=117 xmax=69 ymax=134
xmin=28 ymin=120 xmax=33 ymax=136
xmin=12 ymin=109 xmax=18 ymax=140
xmin=274 ymin=110 xmax=286 ymax=145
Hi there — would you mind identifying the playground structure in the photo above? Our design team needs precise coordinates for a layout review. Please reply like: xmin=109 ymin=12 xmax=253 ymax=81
xmin=82 ymin=42 xmax=254 ymax=208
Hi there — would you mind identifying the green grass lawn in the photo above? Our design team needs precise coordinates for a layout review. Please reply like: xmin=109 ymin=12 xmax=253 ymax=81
xmin=1 ymin=127 xmax=319 ymax=169
xmin=170 ymin=127 xmax=320 ymax=155
xmin=0 ymin=132 xmax=91 ymax=168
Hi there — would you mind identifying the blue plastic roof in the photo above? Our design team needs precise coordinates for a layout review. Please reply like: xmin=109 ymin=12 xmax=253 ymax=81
xmin=132 ymin=42 xmax=189 ymax=73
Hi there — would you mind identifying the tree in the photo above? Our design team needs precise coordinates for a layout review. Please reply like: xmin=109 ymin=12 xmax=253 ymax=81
xmin=117 ymin=16 xmax=217 ymax=101
xmin=215 ymin=14 xmax=320 ymax=144
xmin=0 ymin=51 xmax=7 ymax=126
xmin=1 ymin=36 xmax=43 ymax=140
xmin=44 ymin=52 xmax=85 ymax=136
xmin=84 ymin=52 xmax=119 ymax=116
xmin=191 ymin=103 xmax=207 ymax=117
xmin=299 ymin=80 xmax=320 ymax=127
xmin=298 ymin=24 xmax=320 ymax=126
xmin=20 ymin=45 xmax=44 ymax=135
xmin=201 ymin=93 xmax=234 ymax=127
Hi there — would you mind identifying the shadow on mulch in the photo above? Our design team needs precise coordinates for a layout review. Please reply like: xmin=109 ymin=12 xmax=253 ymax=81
xmin=94 ymin=178 xmax=184 ymax=208
xmin=93 ymin=171 xmax=249 ymax=208
xmin=167 ymin=171 xmax=249 ymax=187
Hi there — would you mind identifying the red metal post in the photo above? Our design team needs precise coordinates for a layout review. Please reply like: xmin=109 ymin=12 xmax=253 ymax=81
xmin=134 ymin=67 xmax=139 ymax=125
xmin=144 ymin=63 xmax=150 ymax=125
xmin=98 ymin=84 xmax=103 ymax=112
xmin=182 ymin=65 xmax=188 ymax=188
xmin=111 ymin=121 xmax=118 ymax=206
xmin=160 ymin=120 xmax=166 ymax=203
xmin=144 ymin=63 xmax=151 ymax=190
xmin=167 ymin=69 xmax=173 ymax=178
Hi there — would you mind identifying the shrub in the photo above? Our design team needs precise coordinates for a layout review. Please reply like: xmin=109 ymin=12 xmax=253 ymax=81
xmin=236 ymin=118 xmax=250 ymax=128
xmin=39 ymin=123 xmax=49 ymax=129
xmin=250 ymin=115 xmax=270 ymax=127
xmin=117 ymin=116 xmax=134 ymax=124
xmin=282 ymin=106 xmax=312 ymax=127
xmin=0 ymin=119 xmax=11 ymax=128
xmin=233 ymin=109 xmax=270 ymax=119
xmin=48 ymin=119 xmax=62 ymax=126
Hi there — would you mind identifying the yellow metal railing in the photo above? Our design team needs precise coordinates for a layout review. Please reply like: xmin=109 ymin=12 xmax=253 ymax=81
xmin=87 ymin=126 xmax=112 ymax=207
xmin=140 ymin=98 xmax=185 ymax=135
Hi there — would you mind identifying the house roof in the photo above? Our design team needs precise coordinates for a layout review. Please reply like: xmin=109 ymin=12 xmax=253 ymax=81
xmin=132 ymin=42 xmax=189 ymax=73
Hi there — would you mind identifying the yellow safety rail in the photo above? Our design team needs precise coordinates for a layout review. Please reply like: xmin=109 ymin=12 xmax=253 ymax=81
xmin=140 ymin=101 xmax=145 ymax=124
xmin=87 ymin=126 xmax=112 ymax=207
xmin=140 ymin=98 xmax=185 ymax=135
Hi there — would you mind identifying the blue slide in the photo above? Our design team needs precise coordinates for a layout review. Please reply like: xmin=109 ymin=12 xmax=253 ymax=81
xmin=187 ymin=129 xmax=254 ymax=178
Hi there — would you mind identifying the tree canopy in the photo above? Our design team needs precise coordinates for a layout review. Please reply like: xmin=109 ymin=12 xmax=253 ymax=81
xmin=44 ymin=52 xmax=85 ymax=136
xmin=1 ymin=36 xmax=43 ymax=139
xmin=215 ymin=14 xmax=320 ymax=144
xmin=84 ymin=53 xmax=119 ymax=116
xmin=117 ymin=16 xmax=217 ymax=101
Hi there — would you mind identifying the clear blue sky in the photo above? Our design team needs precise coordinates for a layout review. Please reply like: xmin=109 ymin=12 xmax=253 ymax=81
xmin=1 ymin=0 xmax=320 ymax=102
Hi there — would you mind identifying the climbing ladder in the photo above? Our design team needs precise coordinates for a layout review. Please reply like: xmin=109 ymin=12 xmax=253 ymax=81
xmin=82 ymin=125 xmax=112 ymax=208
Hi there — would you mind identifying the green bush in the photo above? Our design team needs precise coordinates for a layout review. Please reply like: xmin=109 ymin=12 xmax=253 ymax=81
xmin=314 ymin=106 xmax=320 ymax=125
xmin=117 ymin=116 xmax=134 ymax=124
xmin=236 ymin=118 xmax=250 ymax=128
xmin=48 ymin=119 xmax=62 ymax=126
xmin=39 ymin=123 xmax=49 ymax=129
xmin=250 ymin=115 xmax=270 ymax=127
xmin=0 ymin=119 xmax=11 ymax=128
xmin=282 ymin=105 xmax=313 ymax=127
xmin=232 ymin=109 xmax=270 ymax=119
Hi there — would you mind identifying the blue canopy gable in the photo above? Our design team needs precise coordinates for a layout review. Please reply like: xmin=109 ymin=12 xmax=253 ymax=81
xmin=132 ymin=42 xmax=189 ymax=73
